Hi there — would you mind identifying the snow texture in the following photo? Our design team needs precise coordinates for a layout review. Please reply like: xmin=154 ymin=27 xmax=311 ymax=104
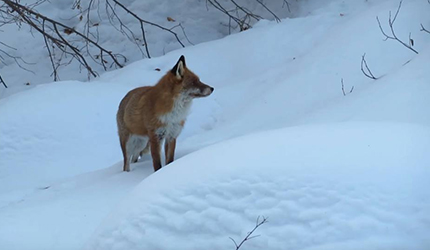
xmin=85 ymin=123 xmax=430 ymax=250
xmin=1 ymin=0 xmax=430 ymax=249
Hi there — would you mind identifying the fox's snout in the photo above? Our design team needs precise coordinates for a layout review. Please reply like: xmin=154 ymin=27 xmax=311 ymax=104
xmin=201 ymin=84 xmax=214 ymax=97
xmin=192 ymin=83 xmax=214 ymax=98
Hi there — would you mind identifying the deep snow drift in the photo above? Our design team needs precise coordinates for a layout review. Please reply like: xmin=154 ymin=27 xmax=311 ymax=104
xmin=1 ymin=0 xmax=430 ymax=249
xmin=84 ymin=123 xmax=430 ymax=250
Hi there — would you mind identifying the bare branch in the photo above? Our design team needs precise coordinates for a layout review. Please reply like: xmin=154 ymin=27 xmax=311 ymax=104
xmin=229 ymin=237 xmax=238 ymax=249
xmin=361 ymin=53 xmax=378 ymax=80
xmin=255 ymin=0 xmax=281 ymax=23
xmin=0 ymin=40 xmax=16 ymax=50
xmin=420 ymin=24 xmax=430 ymax=34
xmin=1 ymin=0 xmax=124 ymax=80
xmin=206 ymin=0 xmax=286 ymax=31
xmin=0 ymin=42 xmax=36 ymax=74
xmin=341 ymin=78 xmax=354 ymax=96
xmin=0 ymin=73 xmax=7 ymax=88
xmin=110 ymin=0 xmax=186 ymax=52
xmin=42 ymin=19 xmax=58 ymax=81
xmin=206 ymin=0 xmax=254 ymax=31
xmin=177 ymin=23 xmax=195 ymax=45
xmin=376 ymin=0 xmax=418 ymax=54
xmin=282 ymin=0 xmax=291 ymax=12
xmin=341 ymin=78 xmax=346 ymax=96
xmin=52 ymin=22 xmax=98 ymax=78
xmin=230 ymin=216 xmax=268 ymax=250
xmin=104 ymin=0 xmax=148 ymax=58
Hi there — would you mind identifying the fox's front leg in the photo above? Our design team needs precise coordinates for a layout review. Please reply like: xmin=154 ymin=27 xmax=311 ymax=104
xmin=150 ymin=135 xmax=162 ymax=172
xmin=165 ymin=138 xmax=176 ymax=165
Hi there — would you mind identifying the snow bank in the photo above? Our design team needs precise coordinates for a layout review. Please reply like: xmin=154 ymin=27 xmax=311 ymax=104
xmin=85 ymin=122 xmax=430 ymax=250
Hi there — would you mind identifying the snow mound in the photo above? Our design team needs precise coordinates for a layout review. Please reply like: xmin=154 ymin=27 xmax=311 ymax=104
xmin=85 ymin=123 xmax=430 ymax=250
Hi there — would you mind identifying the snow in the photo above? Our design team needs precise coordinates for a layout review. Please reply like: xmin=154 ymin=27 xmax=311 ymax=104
xmin=1 ymin=0 xmax=430 ymax=249
xmin=84 ymin=123 xmax=430 ymax=250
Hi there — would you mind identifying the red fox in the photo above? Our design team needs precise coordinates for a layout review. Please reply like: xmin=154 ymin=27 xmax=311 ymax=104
xmin=116 ymin=56 xmax=214 ymax=172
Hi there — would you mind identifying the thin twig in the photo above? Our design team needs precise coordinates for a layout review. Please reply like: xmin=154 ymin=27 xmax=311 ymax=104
xmin=0 ymin=41 xmax=16 ymax=50
xmin=376 ymin=0 xmax=418 ymax=54
xmin=42 ymin=19 xmax=58 ymax=81
xmin=52 ymin=23 xmax=98 ymax=78
xmin=0 ymin=47 xmax=36 ymax=74
xmin=341 ymin=78 xmax=354 ymax=96
xmin=111 ymin=0 xmax=185 ymax=51
xmin=361 ymin=53 xmax=378 ymax=80
xmin=0 ymin=73 xmax=7 ymax=88
xmin=229 ymin=216 xmax=268 ymax=250
xmin=420 ymin=24 xmax=430 ymax=34
xmin=105 ymin=0 xmax=147 ymax=58
xmin=207 ymin=0 xmax=250 ymax=31
xmin=178 ymin=23 xmax=194 ymax=45
xmin=282 ymin=0 xmax=291 ymax=12
xmin=207 ymin=0 xmax=284 ymax=31
xmin=255 ymin=0 xmax=281 ymax=23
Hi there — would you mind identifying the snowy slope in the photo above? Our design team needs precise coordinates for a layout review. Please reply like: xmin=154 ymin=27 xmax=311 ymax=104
xmin=1 ymin=0 xmax=430 ymax=249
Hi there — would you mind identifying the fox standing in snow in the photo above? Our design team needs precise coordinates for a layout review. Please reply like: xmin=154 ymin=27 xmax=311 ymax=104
xmin=116 ymin=56 xmax=214 ymax=172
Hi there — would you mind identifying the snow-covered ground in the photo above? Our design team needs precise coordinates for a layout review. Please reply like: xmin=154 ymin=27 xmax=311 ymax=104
xmin=85 ymin=123 xmax=430 ymax=250
xmin=1 ymin=0 xmax=430 ymax=249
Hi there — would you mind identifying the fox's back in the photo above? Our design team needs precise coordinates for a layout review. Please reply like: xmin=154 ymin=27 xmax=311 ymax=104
xmin=117 ymin=86 xmax=152 ymax=134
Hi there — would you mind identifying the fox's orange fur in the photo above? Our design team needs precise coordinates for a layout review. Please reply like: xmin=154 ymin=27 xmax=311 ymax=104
xmin=116 ymin=56 xmax=214 ymax=172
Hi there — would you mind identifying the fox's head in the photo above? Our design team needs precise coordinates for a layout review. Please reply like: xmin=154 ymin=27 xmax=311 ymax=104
xmin=170 ymin=55 xmax=214 ymax=98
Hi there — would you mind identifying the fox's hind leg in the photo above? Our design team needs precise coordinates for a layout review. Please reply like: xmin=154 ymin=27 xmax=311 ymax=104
xmin=139 ymin=142 xmax=150 ymax=157
xmin=119 ymin=132 xmax=130 ymax=172
xmin=132 ymin=141 xmax=150 ymax=163
xmin=128 ymin=135 xmax=149 ymax=164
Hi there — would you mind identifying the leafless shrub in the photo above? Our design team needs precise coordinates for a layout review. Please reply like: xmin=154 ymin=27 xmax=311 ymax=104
xmin=1 ymin=0 xmax=125 ymax=80
xmin=0 ymin=0 xmax=190 ymax=81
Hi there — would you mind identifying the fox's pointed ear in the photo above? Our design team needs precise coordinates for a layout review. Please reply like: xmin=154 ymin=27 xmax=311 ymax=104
xmin=171 ymin=55 xmax=186 ymax=80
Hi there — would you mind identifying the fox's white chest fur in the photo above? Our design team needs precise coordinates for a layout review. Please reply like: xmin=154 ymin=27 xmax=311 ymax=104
xmin=157 ymin=94 xmax=192 ymax=139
